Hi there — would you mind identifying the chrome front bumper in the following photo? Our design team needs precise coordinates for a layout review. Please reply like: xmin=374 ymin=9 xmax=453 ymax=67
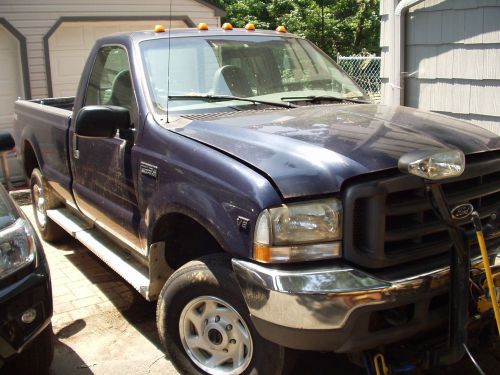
xmin=232 ymin=252 xmax=500 ymax=331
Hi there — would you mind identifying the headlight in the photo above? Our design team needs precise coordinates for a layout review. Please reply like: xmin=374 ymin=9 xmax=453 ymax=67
xmin=253 ymin=198 xmax=342 ymax=263
xmin=398 ymin=149 xmax=465 ymax=180
xmin=0 ymin=219 xmax=36 ymax=279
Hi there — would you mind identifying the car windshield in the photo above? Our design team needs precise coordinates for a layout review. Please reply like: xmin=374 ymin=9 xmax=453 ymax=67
xmin=140 ymin=34 xmax=368 ymax=116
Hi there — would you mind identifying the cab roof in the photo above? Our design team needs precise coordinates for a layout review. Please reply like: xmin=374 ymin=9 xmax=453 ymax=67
xmin=96 ymin=27 xmax=298 ymax=45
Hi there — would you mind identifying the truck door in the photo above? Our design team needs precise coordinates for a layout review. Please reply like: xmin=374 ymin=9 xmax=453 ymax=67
xmin=71 ymin=45 xmax=142 ymax=253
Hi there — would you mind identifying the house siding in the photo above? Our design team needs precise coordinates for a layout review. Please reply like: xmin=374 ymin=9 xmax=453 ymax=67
xmin=380 ymin=0 xmax=500 ymax=134
xmin=0 ymin=0 xmax=222 ymax=99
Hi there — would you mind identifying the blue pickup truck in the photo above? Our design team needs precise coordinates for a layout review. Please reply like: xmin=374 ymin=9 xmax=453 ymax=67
xmin=13 ymin=26 xmax=500 ymax=374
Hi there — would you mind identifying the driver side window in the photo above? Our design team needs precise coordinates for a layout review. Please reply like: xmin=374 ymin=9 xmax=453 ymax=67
xmin=85 ymin=46 xmax=133 ymax=109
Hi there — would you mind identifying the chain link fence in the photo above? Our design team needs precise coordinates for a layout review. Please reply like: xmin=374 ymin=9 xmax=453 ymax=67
xmin=337 ymin=54 xmax=381 ymax=102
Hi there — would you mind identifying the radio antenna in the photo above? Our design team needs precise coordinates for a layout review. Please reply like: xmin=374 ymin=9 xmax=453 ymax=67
xmin=166 ymin=0 xmax=172 ymax=122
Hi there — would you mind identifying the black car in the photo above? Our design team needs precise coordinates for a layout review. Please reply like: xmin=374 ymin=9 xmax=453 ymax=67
xmin=0 ymin=133 xmax=53 ymax=374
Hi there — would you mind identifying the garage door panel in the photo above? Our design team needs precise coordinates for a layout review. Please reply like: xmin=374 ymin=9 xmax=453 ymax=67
xmin=49 ymin=19 xmax=188 ymax=97
xmin=56 ymin=85 xmax=80 ymax=98
xmin=0 ymin=57 xmax=23 ymax=85
xmin=0 ymin=31 xmax=17 ymax=47
xmin=120 ymin=22 xmax=159 ymax=32
xmin=49 ymin=24 xmax=85 ymax=50
xmin=0 ymin=25 xmax=24 ymax=181
xmin=0 ymin=78 xmax=22 ymax=93
xmin=50 ymin=50 xmax=88 ymax=86
xmin=0 ymin=25 xmax=24 ymax=125
xmin=118 ymin=20 xmax=187 ymax=32
xmin=85 ymin=24 xmax=120 ymax=47
xmin=0 ymin=114 xmax=15 ymax=128
xmin=0 ymin=95 xmax=18 ymax=113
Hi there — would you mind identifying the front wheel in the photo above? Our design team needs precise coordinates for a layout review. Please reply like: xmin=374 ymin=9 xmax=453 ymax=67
xmin=157 ymin=255 xmax=287 ymax=375
xmin=30 ymin=168 xmax=65 ymax=242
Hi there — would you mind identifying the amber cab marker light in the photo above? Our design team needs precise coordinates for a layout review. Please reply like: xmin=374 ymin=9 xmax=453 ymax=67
xmin=245 ymin=23 xmax=256 ymax=31
xmin=197 ymin=22 xmax=209 ymax=31
xmin=222 ymin=22 xmax=233 ymax=31
xmin=154 ymin=24 xmax=166 ymax=33
xmin=276 ymin=25 xmax=287 ymax=33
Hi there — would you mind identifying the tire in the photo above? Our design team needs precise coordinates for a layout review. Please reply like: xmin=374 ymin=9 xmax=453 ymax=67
xmin=157 ymin=254 xmax=287 ymax=375
xmin=4 ymin=323 xmax=54 ymax=375
xmin=30 ymin=168 xmax=65 ymax=242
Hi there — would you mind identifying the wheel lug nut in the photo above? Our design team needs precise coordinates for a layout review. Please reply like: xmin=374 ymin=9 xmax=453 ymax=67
xmin=223 ymin=348 xmax=228 ymax=353
xmin=230 ymin=339 xmax=236 ymax=344
xmin=215 ymin=315 xmax=220 ymax=322
xmin=226 ymin=324 xmax=232 ymax=331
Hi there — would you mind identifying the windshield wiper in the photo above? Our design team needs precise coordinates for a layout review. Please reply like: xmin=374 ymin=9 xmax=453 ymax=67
xmin=168 ymin=94 xmax=297 ymax=109
xmin=281 ymin=95 xmax=370 ymax=104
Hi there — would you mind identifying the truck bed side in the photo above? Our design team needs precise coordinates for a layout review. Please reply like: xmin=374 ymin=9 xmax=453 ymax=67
xmin=14 ymin=97 xmax=75 ymax=205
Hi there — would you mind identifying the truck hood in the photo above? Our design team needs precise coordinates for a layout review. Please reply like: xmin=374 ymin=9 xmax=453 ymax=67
xmin=173 ymin=104 xmax=500 ymax=199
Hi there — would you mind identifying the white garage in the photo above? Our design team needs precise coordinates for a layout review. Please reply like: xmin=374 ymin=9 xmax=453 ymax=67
xmin=48 ymin=19 xmax=190 ymax=97
xmin=0 ymin=24 xmax=24 ymax=131
xmin=0 ymin=21 xmax=27 ymax=181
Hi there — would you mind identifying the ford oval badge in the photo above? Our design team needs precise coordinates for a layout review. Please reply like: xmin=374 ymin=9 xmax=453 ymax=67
xmin=450 ymin=203 xmax=474 ymax=220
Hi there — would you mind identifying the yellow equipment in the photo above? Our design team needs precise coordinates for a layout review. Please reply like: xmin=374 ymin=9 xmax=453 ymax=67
xmin=373 ymin=353 xmax=390 ymax=375
xmin=475 ymin=229 xmax=500 ymax=335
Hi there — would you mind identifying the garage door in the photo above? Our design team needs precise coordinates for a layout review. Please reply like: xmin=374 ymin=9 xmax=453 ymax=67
xmin=48 ymin=20 xmax=189 ymax=97
xmin=0 ymin=23 xmax=25 ymax=182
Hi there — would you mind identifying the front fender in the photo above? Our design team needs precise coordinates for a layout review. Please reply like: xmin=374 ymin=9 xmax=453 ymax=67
xmin=143 ymin=180 xmax=263 ymax=258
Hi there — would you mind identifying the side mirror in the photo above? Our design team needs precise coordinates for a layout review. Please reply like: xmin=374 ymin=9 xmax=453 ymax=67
xmin=0 ymin=132 xmax=15 ymax=152
xmin=75 ymin=105 xmax=130 ymax=138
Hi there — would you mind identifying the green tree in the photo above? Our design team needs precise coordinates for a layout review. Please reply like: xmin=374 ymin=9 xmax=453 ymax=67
xmin=210 ymin=0 xmax=380 ymax=57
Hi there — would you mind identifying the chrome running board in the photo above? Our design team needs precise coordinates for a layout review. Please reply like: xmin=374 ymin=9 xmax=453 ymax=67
xmin=46 ymin=208 xmax=160 ymax=300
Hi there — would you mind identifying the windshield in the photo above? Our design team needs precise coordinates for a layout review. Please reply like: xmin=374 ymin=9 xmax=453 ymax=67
xmin=140 ymin=34 xmax=368 ymax=116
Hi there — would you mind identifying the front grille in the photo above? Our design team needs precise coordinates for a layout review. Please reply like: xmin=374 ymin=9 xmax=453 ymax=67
xmin=343 ymin=152 xmax=500 ymax=269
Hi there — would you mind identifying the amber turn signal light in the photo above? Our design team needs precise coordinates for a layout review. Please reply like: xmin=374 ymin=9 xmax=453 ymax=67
xmin=254 ymin=243 xmax=271 ymax=263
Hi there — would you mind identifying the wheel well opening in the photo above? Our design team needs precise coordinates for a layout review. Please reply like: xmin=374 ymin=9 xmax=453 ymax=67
xmin=23 ymin=141 xmax=38 ymax=178
xmin=152 ymin=213 xmax=224 ymax=270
